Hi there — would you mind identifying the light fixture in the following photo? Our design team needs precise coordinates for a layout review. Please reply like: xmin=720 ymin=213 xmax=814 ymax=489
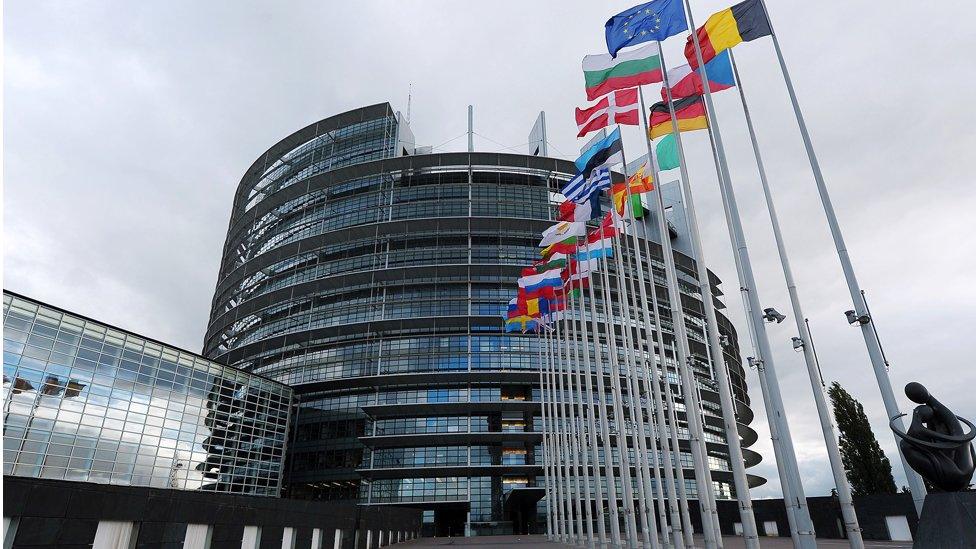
xmin=762 ymin=307 xmax=787 ymax=323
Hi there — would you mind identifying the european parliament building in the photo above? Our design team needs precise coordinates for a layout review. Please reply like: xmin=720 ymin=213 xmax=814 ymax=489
xmin=202 ymin=103 xmax=764 ymax=536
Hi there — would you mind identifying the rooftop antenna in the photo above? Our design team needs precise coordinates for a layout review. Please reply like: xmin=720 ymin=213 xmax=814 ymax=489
xmin=406 ymin=83 xmax=412 ymax=124
xmin=467 ymin=105 xmax=474 ymax=152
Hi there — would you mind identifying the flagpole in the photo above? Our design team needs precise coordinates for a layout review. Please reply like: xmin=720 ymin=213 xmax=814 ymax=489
xmin=538 ymin=328 xmax=556 ymax=541
xmin=661 ymin=343 xmax=696 ymax=547
xmin=569 ymin=286 xmax=597 ymax=548
xmin=624 ymin=174 xmax=688 ymax=549
xmin=549 ymin=326 xmax=569 ymax=543
xmin=613 ymin=177 xmax=670 ymax=549
xmin=557 ymin=290 xmax=585 ymax=545
xmin=545 ymin=326 xmax=565 ymax=542
xmin=638 ymin=82 xmax=722 ymax=549
xmin=729 ymin=49 xmax=865 ymax=548
xmin=586 ymin=251 xmax=624 ymax=548
xmin=643 ymin=70 xmax=761 ymax=546
xmin=757 ymin=0 xmax=927 ymax=513
xmin=610 ymin=148 xmax=663 ymax=548
xmin=682 ymin=1 xmax=818 ymax=545
xmin=596 ymin=220 xmax=641 ymax=549
xmin=610 ymin=195 xmax=661 ymax=549
xmin=575 ymin=256 xmax=610 ymax=548
xmin=627 ymin=222 xmax=676 ymax=549
xmin=616 ymin=201 xmax=674 ymax=547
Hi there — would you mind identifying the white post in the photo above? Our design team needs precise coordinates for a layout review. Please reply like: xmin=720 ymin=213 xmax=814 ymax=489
xmin=538 ymin=330 xmax=556 ymax=541
xmin=729 ymin=48 xmax=865 ymax=548
xmin=567 ymin=290 xmax=595 ymax=546
xmin=467 ymin=105 xmax=474 ymax=152
xmin=575 ymin=258 xmax=610 ymax=548
xmin=757 ymin=0 xmax=927 ymax=514
xmin=596 ymin=224 xmax=641 ymax=549
xmin=569 ymin=285 xmax=599 ymax=548
xmin=681 ymin=0 xmax=817 ymax=545
xmin=608 ymin=189 xmax=661 ymax=548
xmin=586 ymin=266 xmax=625 ymax=547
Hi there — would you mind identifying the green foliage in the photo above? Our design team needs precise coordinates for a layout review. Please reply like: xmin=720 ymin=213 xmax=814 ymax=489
xmin=828 ymin=381 xmax=897 ymax=496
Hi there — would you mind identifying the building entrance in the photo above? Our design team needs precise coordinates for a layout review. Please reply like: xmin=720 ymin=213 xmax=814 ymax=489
xmin=434 ymin=507 xmax=467 ymax=537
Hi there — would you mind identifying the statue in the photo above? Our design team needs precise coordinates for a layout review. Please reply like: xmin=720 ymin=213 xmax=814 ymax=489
xmin=890 ymin=382 xmax=975 ymax=492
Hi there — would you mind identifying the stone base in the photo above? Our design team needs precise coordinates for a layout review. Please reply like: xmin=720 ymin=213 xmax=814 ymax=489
xmin=915 ymin=491 xmax=976 ymax=548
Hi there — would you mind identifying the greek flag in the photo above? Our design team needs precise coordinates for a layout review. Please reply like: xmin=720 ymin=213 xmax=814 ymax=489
xmin=561 ymin=167 xmax=611 ymax=204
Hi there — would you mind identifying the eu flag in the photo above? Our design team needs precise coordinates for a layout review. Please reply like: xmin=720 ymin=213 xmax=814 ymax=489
xmin=605 ymin=0 xmax=688 ymax=56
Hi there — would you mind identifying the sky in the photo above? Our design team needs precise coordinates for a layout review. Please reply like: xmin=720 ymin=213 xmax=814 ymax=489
xmin=5 ymin=1 xmax=976 ymax=500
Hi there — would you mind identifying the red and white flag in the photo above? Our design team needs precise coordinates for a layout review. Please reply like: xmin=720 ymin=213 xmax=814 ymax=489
xmin=575 ymin=88 xmax=639 ymax=138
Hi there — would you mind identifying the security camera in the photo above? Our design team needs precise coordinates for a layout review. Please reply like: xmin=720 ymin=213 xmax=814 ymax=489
xmin=844 ymin=310 xmax=870 ymax=326
xmin=762 ymin=307 xmax=787 ymax=323
xmin=720 ymin=334 xmax=730 ymax=348
xmin=791 ymin=337 xmax=804 ymax=351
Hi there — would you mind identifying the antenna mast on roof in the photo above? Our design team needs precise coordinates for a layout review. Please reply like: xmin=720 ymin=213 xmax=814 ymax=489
xmin=406 ymin=83 xmax=412 ymax=124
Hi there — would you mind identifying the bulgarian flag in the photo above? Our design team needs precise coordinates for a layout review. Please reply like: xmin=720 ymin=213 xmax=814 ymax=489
xmin=575 ymin=88 xmax=639 ymax=137
xmin=582 ymin=42 xmax=663 ymax=101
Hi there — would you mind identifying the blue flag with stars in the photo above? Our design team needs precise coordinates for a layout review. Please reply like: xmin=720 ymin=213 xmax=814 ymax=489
xmin=605 ymin=0 xmax=688 ymax=57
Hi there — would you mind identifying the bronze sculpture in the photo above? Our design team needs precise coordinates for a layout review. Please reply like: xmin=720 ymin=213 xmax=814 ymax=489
xmin=890 ymin=382 xmax=975 ymax=492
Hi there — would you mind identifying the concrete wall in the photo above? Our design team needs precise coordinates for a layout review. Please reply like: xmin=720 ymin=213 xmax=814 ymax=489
xmin=3 ymin=476 xmax=421 ymax=549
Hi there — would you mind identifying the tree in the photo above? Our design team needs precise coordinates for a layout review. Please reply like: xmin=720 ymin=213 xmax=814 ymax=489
xmin=827 ymin=381 xmax=897 ymax=496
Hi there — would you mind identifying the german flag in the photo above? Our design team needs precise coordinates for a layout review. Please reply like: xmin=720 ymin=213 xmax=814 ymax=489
xmin=684 ymin=0 xmax=771 ymax=69
xmin=648 ymin=95 xmax=707 ymax=140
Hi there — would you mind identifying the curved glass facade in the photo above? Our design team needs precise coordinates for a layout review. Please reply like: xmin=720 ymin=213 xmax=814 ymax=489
xmin=205 ymin=103 xmax=762 ymax=535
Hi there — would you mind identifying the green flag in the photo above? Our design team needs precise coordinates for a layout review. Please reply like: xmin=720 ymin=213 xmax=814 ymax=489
xmin=630 ymin=194 xmax=645 ymax=218
xmin=656 ymin=133 xmax=680 ymax=171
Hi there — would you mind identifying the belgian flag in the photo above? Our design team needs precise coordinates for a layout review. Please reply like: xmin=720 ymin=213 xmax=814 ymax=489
xmin=647 ymin=95 xmax=708 ymax=140
xmin=684 ymin=0 xmax=771 ymax=69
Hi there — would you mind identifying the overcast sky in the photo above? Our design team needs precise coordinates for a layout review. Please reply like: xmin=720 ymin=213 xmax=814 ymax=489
xmin=6 ymin=1 xmax=976 ymax=500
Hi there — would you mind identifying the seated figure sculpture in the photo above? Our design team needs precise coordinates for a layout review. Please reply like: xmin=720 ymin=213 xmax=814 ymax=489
xmin=890 ymin=382 xmax=975 ymax=492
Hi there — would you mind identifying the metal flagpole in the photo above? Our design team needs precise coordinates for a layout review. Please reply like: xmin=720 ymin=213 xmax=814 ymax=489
xmin=616 ymin=197 xmax=674 ymax=547
xmin=757 ymin=0 xmax=927 ymax=513
xmin=569 ymin=285 xmax=596 ymax=548
xmin=609 ymin=151 xmax=661 ymax=548
xmin=575 ymin=253 xmax=609 ymax=548
xmin=596 ymin=220 xmax=641 ymax=549
xmin=624 ymin=168 xmax=688 ymax=549
xmin=557 ymin=291 xmax=585 ymax=545
xmin=611 ymin=202 xmax=661 ymax=549
xmin=549 ymin=326 xmax=569 ymax=542
xmin=636 ymin=79 xmax=721 ymax=549
xmin=537 ymin=329 xmax=555 ymax=540
xmin=586 ymin=254 xmax=624 ymax=547
xmin=545 ymin=326 xmax=565 ymax=542
xmin=729 ymin=49 xmax=865 ymax=548
xmin=645 ymin=65 xmax=761 ymax=544
xmin=661 ymin=346 xmax=696 ymax=547
xmin=682 ymin=1 xmax=817 ymax=545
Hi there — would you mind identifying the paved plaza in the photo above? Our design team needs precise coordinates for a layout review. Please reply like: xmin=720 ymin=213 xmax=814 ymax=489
xmin=395 ymin=535 xmax=913 ymax=549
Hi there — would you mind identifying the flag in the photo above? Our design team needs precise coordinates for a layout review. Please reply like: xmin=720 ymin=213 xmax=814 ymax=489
xmin=576 ymin=89 xmax=639 ymax=137
xmin=506 ymin=315 xmax=533 ymax=333
xmin=561 ymin=166 xmax=612 ymax=204
xmin=684 ymin=0 xmax=771 ymax=69
xmin=576 ymin=237 xmax=614 ymax=260
xmin=663 ymin=50 xmax=735 ymax=100
xmin=582 ymin=43 xmax=663 ymax=101
xmin=648 ymin=95 xmax=707 ymax=140
xmin=605 ymin=0 xmax=689 ymax=56
xmin=557 ymin=193 xmax=600 ymax=222
xmin=534 ymin=253 xmax=568 ymax=273
xmin=656 ymin=134 xmax=680 ymax=170
xmin=522 ymin=286 xmax=556 ymax=301
xmin=612 ymin=184 xmax=647 ymax=217
xmin=518 ymin=269 xmax=562 ymax=292
xmin=540 ymin=221 xmax=586 ymax=247
xmin=507 ymin=298 xmax=526 ymax=319
xmin=628 ymin=163 xmax=654 ymax=194
xmin=575 ymin=127 xmax=623 ymax=178
xmin=541 ymin=237 xmax=579 ymax=259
